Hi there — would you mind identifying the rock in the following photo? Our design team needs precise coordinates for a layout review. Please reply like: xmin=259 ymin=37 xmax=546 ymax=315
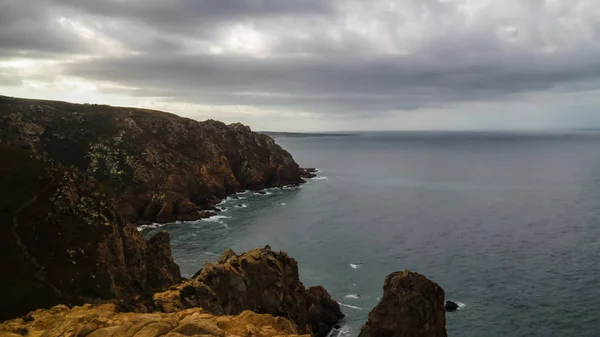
xmin=0 ymin=303 xmax=310 ymax=337
xmin=0 ymin=95 xmax=307 ymax=224
xmin=151 ymin=246 xmax=344 ymax=336
xmin=199 ymin=210 xmax=217 ymax=218
xmin=300 ymin=168 xmax=317 ymax=179
xmin=445 ymin=301 xmax=459 ymax=312
xmin=0 ymin=146 xmax=181 ymax=320
xmin=358 ymin=270 xmax=447 ymax=337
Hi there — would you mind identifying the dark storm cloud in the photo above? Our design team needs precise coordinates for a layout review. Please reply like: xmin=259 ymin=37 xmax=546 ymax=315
xmin=2 ymin=0 xmax=600 ymax=117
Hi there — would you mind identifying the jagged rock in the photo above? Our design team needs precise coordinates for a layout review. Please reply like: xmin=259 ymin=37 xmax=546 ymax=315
xmin=0 ymin=303 xmax=310 ymax=337
xmin=445 ymin=300 xmax=459 ymax=312
xmin=0 ymin=95 xmax=306 ymax=224
xmin=0 ymin=146 xmax=181 ymax=320
xmin=150 ymin=246 xmax=344 ymax=336
xmin=358 ymin=270 xmax=447 ymax=337
xmin=199 ymin=210 xmax=218 ymax=219
xmin=300 ymin=168 xmax=317 ymax=179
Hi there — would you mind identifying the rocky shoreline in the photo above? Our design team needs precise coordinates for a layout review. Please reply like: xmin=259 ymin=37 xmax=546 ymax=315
xmin=0 ymin=246 xmax=448 ymax=337
xmin=0 ymin=96 xmax=450 ymax=336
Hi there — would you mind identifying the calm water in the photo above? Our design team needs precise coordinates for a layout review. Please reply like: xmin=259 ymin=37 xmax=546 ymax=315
xmin=143 ymin=131 xmax=600 ymax=336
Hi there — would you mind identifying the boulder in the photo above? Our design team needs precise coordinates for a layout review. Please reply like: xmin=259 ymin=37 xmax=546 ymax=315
xmin=358 ymin=270 xmax=447 ymax=337
xmin=445 ymin=301 xmax=459 ymax=312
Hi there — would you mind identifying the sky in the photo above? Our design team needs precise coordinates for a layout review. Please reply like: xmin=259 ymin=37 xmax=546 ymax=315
xmin=1 ymin=0 xmax=600 ymax=131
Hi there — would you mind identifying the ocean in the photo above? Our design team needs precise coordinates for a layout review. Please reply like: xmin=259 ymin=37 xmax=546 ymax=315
xmin=142 ymin=131 xmax=600 ymax=336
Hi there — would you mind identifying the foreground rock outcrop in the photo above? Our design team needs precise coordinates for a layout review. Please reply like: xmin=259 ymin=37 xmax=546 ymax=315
xmin=146 ymin=246 xmax=344 ymax=337
xmin=358 ymin=270 xmax=447 ymax=337
xmin=0 ymin=303 xmax=309 ymax=337
xmin=0 ymin=95 xmax=307 ymax=224
xmin=0 ymin=145 xmax=181 ymax=321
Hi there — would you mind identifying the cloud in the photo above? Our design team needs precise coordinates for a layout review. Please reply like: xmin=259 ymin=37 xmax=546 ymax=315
xmin=1 ymin=0 xmax=600 ymax=130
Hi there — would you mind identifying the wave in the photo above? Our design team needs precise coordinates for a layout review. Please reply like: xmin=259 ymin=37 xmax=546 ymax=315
xmin=338 ymin=302 xmax=363 ymax=310
xmin=455 ymin=301 xmax=466 ymax=310
xmin=349 ymin=263 xmax=362 ymax=269
xmin=201 ymin=215 xmax=231 ymax=221
xmin=344 ymin=294 xmax=360 ymax=299
xmin=311 ymin=176 xmax=329 ymax=180
xmin=279 ymin=202 xmax=287 ymax=206
xmin=234 ymin=203 xmax=248 ymax=208
xmin=137 ymin=223 xmax=165 ymax=231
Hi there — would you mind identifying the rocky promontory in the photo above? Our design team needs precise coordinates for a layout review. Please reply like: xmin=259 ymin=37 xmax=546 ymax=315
xmin=146 ymin=246 xmax=344 ymax=337
xmin=0 ymin=95 xmax=308 ymax=224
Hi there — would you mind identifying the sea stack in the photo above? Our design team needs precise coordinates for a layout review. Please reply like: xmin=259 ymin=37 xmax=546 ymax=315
xmin=358 ymin=270 xmax=447 ymax=337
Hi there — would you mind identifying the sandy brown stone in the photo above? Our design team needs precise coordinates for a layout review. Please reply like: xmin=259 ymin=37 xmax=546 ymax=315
xmin=0 ymin=304 xmax=310 ymax=337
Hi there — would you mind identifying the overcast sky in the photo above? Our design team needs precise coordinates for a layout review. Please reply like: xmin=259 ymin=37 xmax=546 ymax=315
xmin=1 ymin=0 xmax=600 ymax=131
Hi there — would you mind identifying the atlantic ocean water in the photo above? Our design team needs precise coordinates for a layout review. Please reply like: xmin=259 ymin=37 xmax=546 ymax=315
xmin=142 ymin=131 xmax=600 ymax=336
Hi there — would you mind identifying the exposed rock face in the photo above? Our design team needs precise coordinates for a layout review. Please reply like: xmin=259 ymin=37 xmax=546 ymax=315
xmin=148 ymin=246 xmax=344 ymax=337
xmin=358 ymin=271 xmax=447 ymax=337
xmin=0 ymin=95 xmax=306 ymax=223
xmin=0 ymin=145 xmax=181 ymax=321
xmin=0 ymin=303 xmax=309 ymax=337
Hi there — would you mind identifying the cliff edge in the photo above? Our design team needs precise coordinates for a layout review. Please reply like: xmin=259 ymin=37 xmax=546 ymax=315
xmin=0 ymin=95 xmax=307 ymax=224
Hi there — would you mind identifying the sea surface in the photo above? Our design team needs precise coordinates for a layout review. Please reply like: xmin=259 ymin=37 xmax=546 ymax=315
xmin=142 ymin=131 xmax=600 ymax=337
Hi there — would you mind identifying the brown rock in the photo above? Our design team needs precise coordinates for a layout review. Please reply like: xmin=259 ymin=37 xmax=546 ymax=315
xmin=0 ymin=145 xmax=180 ymax=320
xmin=151 ymin=246 xmax=344 ymax=336
xmin=0 ymin=303 xmax=310 ymax=337
xmin=358 ymin=270 xmax=447 ymax=337
xmin=0 ymin=95 xmax=307 ymax=224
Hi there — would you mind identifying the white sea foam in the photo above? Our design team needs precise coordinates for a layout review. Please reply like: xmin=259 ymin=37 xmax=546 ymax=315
xmin=204 ymin=251 xmax=217 ymax=256
xmin=338 ymin=303 xmax=362 ymax=310
xmin=312 ymin=176 xmax=329 ymax=180
xmin=201 ymin=215 xmax=232 ymax=222
xmin=280 ymin=202 xmax=287 ymax=206
xmin=344 ymin=294 xmax=360 ymax=299
xmin=137 ymin=223 xmax=165 ymax=231
xmin=254 ymin=191 xmax=273 ymax=195
xmin=456 ymin=301 xmax=466 ymax=310
xmin=349 ymin=263 xmax=361 ymax=269
xmin=327 ymin=324 xmax=350 ymax=337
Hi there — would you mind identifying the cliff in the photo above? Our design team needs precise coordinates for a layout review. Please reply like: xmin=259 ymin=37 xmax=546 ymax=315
xmin=358 ymin=270 xmax=447 ymax=337
xmin=0 ymin=146 xmax=181 ymax=320
xmin=0 ymin=95 xmax=307 ymax=224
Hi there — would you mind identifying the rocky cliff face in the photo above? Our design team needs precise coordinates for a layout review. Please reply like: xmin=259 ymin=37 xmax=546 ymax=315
xmin=0 ymin=145 xmax=181 ymax=321
xmin=358 ymin=270 xmax=447 ymax=337
xmin=0 ymin=303 xmax=309 ymax=337
xmin=0 ymin=95 xmax=306 ymax=224
xmin=146 ymin=246 xmax=344 ymax=337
